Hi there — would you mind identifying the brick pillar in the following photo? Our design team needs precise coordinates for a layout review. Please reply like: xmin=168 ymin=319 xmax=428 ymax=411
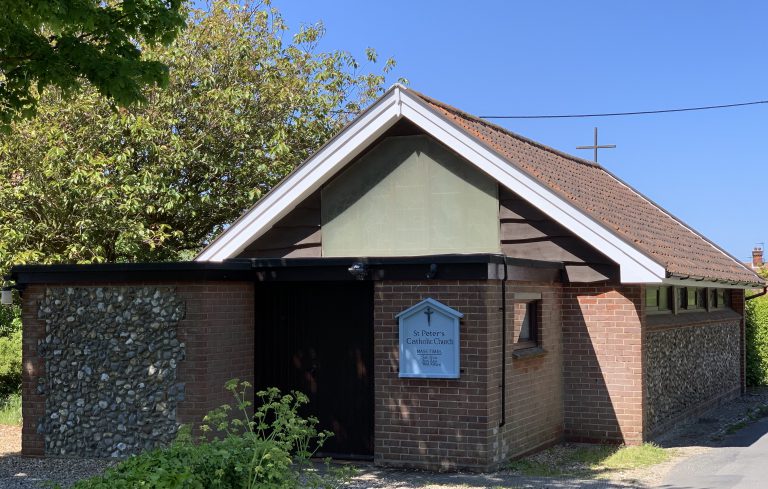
xmin=21 ymin=285 xmax=46 ymax=457
xmin=176 ymin=282 xmax=255 ymax=430
xmin=562 ymin=286 xmax=643 ymax=444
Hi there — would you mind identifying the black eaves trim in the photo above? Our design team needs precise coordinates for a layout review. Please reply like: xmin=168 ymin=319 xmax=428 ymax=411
xmin=9 ymin=254 xmax=564 ymax=286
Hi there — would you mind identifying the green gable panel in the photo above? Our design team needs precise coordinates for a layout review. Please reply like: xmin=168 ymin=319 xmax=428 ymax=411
xmin=322 ymin=135 xmax=499 ymax=257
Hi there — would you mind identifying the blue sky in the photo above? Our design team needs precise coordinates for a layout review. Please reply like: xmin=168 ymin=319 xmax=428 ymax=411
xmin=275 ymin=1 xmax=767 ymax=261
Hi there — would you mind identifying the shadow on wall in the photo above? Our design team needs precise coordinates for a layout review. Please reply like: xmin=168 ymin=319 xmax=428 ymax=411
xmin=562 ymin=286 xmax=643 ymax=444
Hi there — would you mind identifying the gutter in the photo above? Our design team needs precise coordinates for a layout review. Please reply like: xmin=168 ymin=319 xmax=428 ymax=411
xmin=666 ymin=272 xmax=765 ymax=289
xmin=746 ymin=286 xmax=768 ymax=301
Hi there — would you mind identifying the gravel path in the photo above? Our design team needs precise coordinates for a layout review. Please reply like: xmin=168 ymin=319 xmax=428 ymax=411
xmin=0 ymin=426 xmax=113 ymax=489
xmin=1 ymin=388 xmax=766 ymax=488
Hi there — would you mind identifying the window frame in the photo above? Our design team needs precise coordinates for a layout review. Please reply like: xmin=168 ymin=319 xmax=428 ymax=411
xmin=645 ymin=286 xmax=672 ymax=315
xmin=514 ymin=299 xmax=540 ymax=351
xmin=652 ymin=286 xmax=732 ymax=315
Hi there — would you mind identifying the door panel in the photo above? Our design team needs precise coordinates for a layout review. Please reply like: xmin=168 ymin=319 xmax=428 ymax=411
xmin=254 ymin=281 xmax=374 ymax=458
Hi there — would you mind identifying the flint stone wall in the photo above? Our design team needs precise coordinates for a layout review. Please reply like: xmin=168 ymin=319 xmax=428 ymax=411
xmin=645 ymin=315 xmax=740 ymax=435
xmin=37 ymin=287 xmax=186 ymax=457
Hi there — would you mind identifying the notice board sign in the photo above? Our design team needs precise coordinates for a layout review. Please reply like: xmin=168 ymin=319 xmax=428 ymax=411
xmin=397 ymin=298 xmax=463 ymax=379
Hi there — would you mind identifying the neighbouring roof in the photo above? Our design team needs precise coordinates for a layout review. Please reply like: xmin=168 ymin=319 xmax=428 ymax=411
xmin=411 ymin=90 xmax=763 ymax=286
xmin=196 ymin=85 xmax=763 ymax=287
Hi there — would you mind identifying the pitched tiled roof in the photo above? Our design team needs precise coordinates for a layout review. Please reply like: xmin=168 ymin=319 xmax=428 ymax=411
xmin=411 ymin=90 xmax=763 ymax=285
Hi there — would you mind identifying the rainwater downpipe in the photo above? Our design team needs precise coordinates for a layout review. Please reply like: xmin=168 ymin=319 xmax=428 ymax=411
xmin=499 ymin=258 xmax=508 ymax=427
xmin=746 ymin=286 xmax=768 ymax=301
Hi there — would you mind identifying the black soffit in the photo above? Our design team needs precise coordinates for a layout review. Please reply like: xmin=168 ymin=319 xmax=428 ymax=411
xmin=9 ymin=254 xmax=564 ymax=285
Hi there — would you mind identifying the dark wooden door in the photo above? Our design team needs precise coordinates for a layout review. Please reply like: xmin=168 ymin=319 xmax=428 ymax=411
xmin=254 ymin=281 xmax=374 ymax=459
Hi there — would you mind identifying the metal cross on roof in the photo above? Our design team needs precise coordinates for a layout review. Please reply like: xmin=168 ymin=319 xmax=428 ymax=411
xmin=576 ymin=127 xmax=616 ymax=163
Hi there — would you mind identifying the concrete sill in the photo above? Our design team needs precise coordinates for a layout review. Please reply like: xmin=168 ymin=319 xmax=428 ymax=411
xmin=511 ymin=346 xmax=546 ymax=360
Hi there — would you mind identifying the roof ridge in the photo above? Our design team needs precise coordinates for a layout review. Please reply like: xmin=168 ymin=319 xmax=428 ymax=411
xmin=406 ymin=87 xmax=603 ymax=169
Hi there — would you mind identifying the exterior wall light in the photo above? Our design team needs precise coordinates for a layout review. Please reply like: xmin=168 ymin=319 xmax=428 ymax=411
xmin=348 ymin=262 xmax=368 ymax=280
xmin=1 ymin=287 xmax=12 ymax=306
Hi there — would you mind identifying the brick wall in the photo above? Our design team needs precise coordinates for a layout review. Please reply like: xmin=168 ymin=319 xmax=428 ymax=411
xmin=493 ymin=283 xmax=563 ymax=461
xmin=562 ymin=286 xmax=643 ymax=444
xmin=374 ymin=280 xmax=499 ymax=471
xmin=21 ymin=285 xmax=46 ymax=457
xmin=174 ymin=282 xmax=255 ymax=430
xmin=374 ymin=280 xmax=564 ymax=470
xmin=21 ymin=281 xmax=254 ymax=457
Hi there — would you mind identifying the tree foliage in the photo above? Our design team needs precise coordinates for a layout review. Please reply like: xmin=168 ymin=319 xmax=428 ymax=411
xmin=0 ymin=304 xmax=20 ymax=398
xmin=0 ymin=0 xmax=394 ymax=271
xmin=0 ymin=0 xmax=185 ymax=130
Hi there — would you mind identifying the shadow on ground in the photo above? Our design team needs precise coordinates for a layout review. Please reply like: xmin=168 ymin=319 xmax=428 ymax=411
xmin=654 ymin=389 xmax=768 ymax=450
xmin=347 ymin=464 xmax=643 ymax=489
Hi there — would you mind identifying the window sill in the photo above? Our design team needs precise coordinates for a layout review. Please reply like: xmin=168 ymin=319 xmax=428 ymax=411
xmin=512 ymin=346 xmax=546 ymax=360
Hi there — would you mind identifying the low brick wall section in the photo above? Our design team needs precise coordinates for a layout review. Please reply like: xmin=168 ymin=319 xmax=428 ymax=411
xmin=644 ymin=310 xmax=742 ymax=435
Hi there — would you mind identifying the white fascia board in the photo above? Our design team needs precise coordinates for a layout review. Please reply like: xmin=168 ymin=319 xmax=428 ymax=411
xmin=661 ymin=277 xmax=761 ymax=290
xmin=398 ymin=93 xmax=667 ymax=284
xmin=196 ymin=88 xmax=404 ymax=262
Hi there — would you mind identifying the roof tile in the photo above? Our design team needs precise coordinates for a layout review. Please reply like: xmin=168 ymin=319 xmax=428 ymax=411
xmin=412 ymin=90 xmax=763 ymax=285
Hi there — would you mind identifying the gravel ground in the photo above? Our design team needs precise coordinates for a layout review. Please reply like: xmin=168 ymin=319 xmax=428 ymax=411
xmin=1 ymin=388 xmax=766 ymax=488
xmin=0 ymin=426 xmax=114 ymax=489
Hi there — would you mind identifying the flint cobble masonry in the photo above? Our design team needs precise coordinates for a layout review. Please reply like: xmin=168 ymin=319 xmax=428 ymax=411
xmin=645 ymin=314 xmax=742 ymax=435
xmin=37 ymin=287 xmax=186 ymax=457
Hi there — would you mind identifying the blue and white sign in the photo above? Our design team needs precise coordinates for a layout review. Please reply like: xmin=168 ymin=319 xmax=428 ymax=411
xmin=397 ymin=298 xmax=463 ymax=379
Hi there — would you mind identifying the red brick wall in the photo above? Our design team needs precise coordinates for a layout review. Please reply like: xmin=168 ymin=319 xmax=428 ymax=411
xmin=174 ymin=282 xmax=255 ymax=430
xmin=20 ymin=281 xmax=254 ymax=457
xmin=562 ymin=286 xmax=643 ymax=444
xmin=496 ymin=283 xmax=563 ymax=460
xmin=21 ymin=285 xmax=46 ymax=457
xmin=374 ymin=280 xmax=499 ymax=471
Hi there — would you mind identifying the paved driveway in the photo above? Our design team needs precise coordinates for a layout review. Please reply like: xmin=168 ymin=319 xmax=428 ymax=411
xmin=661 ymin=416 xmax=768 ymax=489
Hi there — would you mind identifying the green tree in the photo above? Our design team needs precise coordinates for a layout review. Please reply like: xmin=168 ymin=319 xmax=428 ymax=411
xmin=0 ymin=0 xmax=394 ymax=271
xmin=0 ymin=303 xmax=20 ymax=398
xmin=0 ymin=0 xmax=185 ymax=130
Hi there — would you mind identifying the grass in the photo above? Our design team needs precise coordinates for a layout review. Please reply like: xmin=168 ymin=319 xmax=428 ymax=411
xmin=0 ymin=393 xmax=21 ymax=426
xmin=508 ymin=443 xmax=670 ymax=478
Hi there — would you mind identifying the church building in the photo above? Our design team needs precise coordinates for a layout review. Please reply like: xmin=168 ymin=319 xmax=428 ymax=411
xmin=12 ymin=85 xmax=764 ymax=470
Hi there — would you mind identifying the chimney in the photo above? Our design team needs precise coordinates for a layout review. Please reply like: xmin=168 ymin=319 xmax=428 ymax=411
xmin=753 ymin=247 xmax=764 ymax=268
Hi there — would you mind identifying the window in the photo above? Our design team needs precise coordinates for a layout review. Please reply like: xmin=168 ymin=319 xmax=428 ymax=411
xmin=713 ymin=288 xmax=730 ymax=309
xmin=675 ymin=287 xmax=685 ymax=312
xmin=645 ymin=286 xmax=671 ymax=313
xmin=516 ymin=300 xmax=539 ymax=346
xmin=697 ymin=288 xmax=707 ymax=309
xmin=686 ymin=287 xmax=698 ymax=309
xmin=680 ymin=287 xmax=705 ymax=311
xmin=659 ymin=287 xmax=731 ymax=314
